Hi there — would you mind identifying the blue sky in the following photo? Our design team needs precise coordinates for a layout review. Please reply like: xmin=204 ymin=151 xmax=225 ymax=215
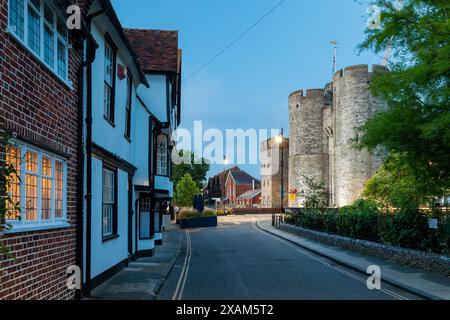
xmin=112 ymin=0 xmax=379 ymax=179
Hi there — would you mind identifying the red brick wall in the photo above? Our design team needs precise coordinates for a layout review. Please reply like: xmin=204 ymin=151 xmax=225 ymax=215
xmin=0 ymin=1 xmax=83 ymax=300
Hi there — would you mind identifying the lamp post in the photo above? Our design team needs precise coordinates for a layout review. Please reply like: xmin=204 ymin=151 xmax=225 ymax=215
xmin=223 ymin=156 xmax=229 ymax=214
xmin=275 ymin=129 xmax=285 ymax=213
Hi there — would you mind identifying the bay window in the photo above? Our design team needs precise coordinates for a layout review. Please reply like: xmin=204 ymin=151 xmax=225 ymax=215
xmin=5 ymin=141 xmax=67 ymax=229
xmin=8 ymin=0 xmax=69 ymax=81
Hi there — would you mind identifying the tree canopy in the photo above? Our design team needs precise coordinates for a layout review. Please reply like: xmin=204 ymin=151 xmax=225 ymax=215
xmin=172 ymin=150 xmax=210 ymax=190
xmin=357 ymin=0 xmax=450 ymax=203
xmin=173 ymin=173 xmax=201 ymax=208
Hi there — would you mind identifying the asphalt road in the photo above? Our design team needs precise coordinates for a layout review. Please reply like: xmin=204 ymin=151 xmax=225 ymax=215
xmin=158 ymin=215 xmax=421 ymax=300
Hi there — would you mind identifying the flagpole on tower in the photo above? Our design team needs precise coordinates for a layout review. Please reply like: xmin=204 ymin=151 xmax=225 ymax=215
xmin=330 ymin=40 xmax=339 ymax=74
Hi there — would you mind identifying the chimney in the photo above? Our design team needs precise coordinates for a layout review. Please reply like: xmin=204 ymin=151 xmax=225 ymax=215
xmin=252 ymin=179 xmax=255 ymax=190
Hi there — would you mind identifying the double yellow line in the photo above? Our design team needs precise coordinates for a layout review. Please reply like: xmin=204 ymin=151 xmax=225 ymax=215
xmin=172 ymin=230 xmax=192 ymax=300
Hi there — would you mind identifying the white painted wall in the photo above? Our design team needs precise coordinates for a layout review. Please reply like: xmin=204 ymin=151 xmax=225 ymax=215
xmin=90 ymin=22 xmax=136 ymax=163
xmin=155 ymin=175 xmax=173 ymax=197
xmin=90 ymin=157 xmax=129 ymax=278
xmin=132 ymin=99 xmax=150 ymax=187
xmin=137 ymin=74 xmax=168 ymax=123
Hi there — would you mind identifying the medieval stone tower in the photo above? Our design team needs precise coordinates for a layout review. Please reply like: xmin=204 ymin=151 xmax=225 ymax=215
xmin=288 ymin=64 xmax=388 ymax=208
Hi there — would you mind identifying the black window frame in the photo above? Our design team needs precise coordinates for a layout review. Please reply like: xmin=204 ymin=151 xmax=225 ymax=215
xmin=104 ymin=32 xmax=117 ymax=126
xmin=102 ymin=163 xmax=118 ymax=242
xmin=124 ymin=73 xmax=133 ymax=140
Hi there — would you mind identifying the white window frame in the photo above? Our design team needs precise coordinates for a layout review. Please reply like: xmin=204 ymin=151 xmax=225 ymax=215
xmin=7 ymin=0 xmax=70 ymax=85
xmin=102 ymin=167 xmax=116 ymax=239
xmin=5 ymin=140 xmax=68 ymax=232
xmin=156 ymin=135 xmax=168 ymax=176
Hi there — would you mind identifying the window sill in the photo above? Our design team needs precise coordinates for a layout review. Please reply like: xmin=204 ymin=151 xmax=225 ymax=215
xmin=102 ymin=234 xmax=120 ymax=243
xmin=7 ymin=29 xmax=73 ymax=90
xmin=4 ymin=222 xmax=71 ymax=234
xmin=104 ymin=116 xmax=116 ymax=128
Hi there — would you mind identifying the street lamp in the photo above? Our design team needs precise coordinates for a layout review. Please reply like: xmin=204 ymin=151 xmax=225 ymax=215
xmin=223 ymin=156 xmax=229 ymax=214
xmin=223 ymin=156 xmax=229 ymax=171
xmin=276 ymin=128 xmax=285 ymax=213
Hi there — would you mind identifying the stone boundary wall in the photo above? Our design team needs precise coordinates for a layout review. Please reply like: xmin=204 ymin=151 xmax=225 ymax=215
xmin=280 ymin=223 xmax=450 ymax=277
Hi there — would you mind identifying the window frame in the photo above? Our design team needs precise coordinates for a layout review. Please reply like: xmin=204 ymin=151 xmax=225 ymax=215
xmin=103 ymin=33 xmax=117 ymax=125
xmin=138 ymin=195 xmax=153 ymax=240
xmin=124 ymin=73 xmax=133 ymax=140
xmin=102 ymin=164 xmax=118 ymax=241
xmin=156 ymin=134 xmax=168 ymax=176
xmin=7 ymin=0 xmax=70 ymax=85
xmin=5 ymin=140 xmax=68 ymax=232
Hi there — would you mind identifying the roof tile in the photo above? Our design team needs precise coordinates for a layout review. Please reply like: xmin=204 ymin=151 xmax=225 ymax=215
xmin=124 ymin=29 xmax=179 ymax=73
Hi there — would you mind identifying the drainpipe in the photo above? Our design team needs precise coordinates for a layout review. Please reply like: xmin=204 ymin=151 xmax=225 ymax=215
xmin=75 ymin=37 xmax=97 ymax=300
xmin=75 ymin=15 xmax=100 ymax=300
xmin=84 ymin=9 xmax=105 ymax=297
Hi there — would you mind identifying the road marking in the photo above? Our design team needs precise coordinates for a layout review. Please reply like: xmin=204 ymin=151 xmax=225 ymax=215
xmin=172 ymin=229 xmax=192 ymax=300
xmin=254 ymin=221 xmax=409 ymax=300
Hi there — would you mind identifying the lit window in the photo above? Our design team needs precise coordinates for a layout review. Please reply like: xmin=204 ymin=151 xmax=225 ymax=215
xmin=157 ymin=135 xmax=168 ymax=176
xmin=5 ymin=141 xmax=67 ymax=229
xmin=55 ymin=160 xmax=63 ymax=218
xmin=41 ymin=155 xmax=52 ymax=220
xmin=25 ymin=150 xmax=38 ymax=221
xmin=5 ymin=146 xmax=21 ymax=219
xmin=8 ymin=0 xmax=69 ymax=81
xmin=102 ymin=167 xmax=116 ymax=238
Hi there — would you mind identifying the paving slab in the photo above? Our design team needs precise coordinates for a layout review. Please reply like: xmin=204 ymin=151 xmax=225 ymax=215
xmin=89 ymin=224 xmax=182 ymax=300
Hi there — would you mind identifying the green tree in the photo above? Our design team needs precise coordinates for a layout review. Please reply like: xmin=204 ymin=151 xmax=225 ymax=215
xmin=173 ymin=173 xmax=200 ymax=208
xmin=1 ymin=126 xmax=21 ymax=258
xmin=172 ymin=150 xmax=210 ymax=189
xmin=357 ymin=0 xmax=450 ymax=201
xmin=363 ymin=153 xmax=424 ymax=208
xmin=298 ymin=175 xmax=328 ymax=209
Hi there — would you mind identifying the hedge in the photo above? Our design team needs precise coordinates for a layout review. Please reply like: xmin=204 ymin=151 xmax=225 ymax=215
xmin=285 ymin=200 xmax=450 ymax=254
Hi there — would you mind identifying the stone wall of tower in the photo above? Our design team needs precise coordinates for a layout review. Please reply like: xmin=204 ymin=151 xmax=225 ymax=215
xmin=288 ymin=64 xmax=388 ymax=208
xmin=332 ymin=64 xmax=388 ymax=206
xmin=288 ymin=89 xmax=326 ymax=208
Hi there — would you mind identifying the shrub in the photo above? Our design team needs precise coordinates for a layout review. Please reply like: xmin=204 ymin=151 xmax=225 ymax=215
xmin=392 ymin=206 xmax=428 ymax=249
xmin=203 ymin=209 xmax=216 ymax=217
xmin=288 ymin=198 xmax=449 ymax=254
xmin=178 ymin=209 xmax=216 ymax=221
xmin=338 ymin=199 xmax=379 ymax=240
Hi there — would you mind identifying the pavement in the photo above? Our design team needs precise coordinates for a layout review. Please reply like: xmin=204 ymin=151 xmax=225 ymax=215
xmin=157 ymin=215 xmax=422 ymax=300
xmin=89 ymin=223 xmax=182 ymax=300
xmin=257 ymin=217 xmax=450 ymax=300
